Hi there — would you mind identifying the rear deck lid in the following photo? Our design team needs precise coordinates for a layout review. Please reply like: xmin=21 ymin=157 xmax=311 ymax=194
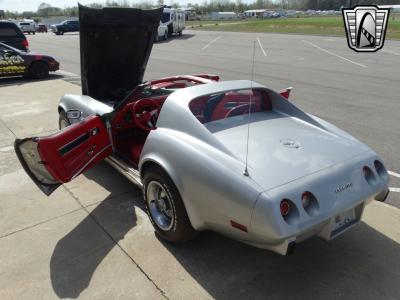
xmin=79 ymin=4 xmax=162 ymax=104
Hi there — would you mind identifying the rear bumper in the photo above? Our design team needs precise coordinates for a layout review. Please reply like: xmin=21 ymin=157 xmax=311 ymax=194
xmin=245 ymin=197 xmax=369 ymax=255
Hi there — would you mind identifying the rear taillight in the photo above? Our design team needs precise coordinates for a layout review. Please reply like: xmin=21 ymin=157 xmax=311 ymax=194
xmin=280 ymin=199 xmax=290 ymax=216
xmin=363 ymin=166 xmax=376 ymax=185
xmin=301 ymin=191 xmax=319 ymax=216
xmin=280 ymin=199 xmax=299 ymax=225
xmin=22 ymin=39 xmax=29 ymax=50
xmin=374 ymin=160 xmax=388 ymax=180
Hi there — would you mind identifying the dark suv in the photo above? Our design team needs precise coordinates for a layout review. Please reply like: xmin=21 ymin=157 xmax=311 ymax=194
xmin=50 ymin=20 xmax=79 ymax=35
xmin=0 ymin=21 xmax=29 ymax=51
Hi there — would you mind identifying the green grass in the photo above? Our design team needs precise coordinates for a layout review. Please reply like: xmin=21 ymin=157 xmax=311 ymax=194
xmin=187 ymin=15 xmax=400 ymax=40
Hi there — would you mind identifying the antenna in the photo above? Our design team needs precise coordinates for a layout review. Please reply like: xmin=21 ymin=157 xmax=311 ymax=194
xmin=243 ymin=40 xmax=256 ymax=177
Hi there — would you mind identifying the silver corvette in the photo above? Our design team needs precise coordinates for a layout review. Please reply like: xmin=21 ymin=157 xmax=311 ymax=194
xmin=14 ymin=6 xmax=390 ymax=255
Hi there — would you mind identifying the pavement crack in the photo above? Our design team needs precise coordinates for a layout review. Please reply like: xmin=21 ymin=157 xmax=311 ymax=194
xmin=0 ymin=207 xmax=84 ymax=239
xmin=0 ymin=117 xmax=17 ymax=138
xmin=62 ymin=185 xmax=169 ymax=299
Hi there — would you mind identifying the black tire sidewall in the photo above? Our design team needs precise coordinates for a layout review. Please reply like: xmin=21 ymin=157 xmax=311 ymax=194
xmin=143 ymin=167 xmax=195 ymax=243
xmin=30 ymin=62 xmax=49 ymax=79
xmin=58 ymin=111 xmax=71 ymax=129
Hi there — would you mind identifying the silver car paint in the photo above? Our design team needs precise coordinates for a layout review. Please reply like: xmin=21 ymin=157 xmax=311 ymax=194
xmin=58 ymin=94 xmax=113 ymax=123
xmin=59 ymin=80 xmax=389 ymax=255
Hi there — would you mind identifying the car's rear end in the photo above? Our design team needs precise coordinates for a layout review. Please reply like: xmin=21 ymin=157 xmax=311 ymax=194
xmin=248 ymin=150 xmax=389 ymax=255
xmin=0 ymin=22 xmax=28 ymax=51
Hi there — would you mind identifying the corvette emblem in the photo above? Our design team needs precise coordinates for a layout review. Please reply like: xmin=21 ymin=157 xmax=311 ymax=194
xmin=342 ymin=5 xmax=390 ymax=52
xmin=335 ymin=182 xmax=353 ymax=194
xmin=280 ymin=139 xmax=301 ymax=149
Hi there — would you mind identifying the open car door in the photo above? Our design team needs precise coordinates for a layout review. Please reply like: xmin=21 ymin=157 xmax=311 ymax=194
xmin=14 ymin=115 xmax=112 ymax=196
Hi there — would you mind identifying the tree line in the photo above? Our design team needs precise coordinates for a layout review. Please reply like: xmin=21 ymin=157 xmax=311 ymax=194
xmin=2 ymin=0 xmax=400 ymax=19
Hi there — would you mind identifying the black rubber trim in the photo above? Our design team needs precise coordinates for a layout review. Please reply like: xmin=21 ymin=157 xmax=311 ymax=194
xmin=375 ymin=188 xmax=390 ymax=202
xmin=58 ymin=131 xmax=90 ymax=156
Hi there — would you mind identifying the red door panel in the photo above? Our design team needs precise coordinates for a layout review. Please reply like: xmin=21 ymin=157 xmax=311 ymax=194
xmin=14 ymin=115 xmax=112 ymax=195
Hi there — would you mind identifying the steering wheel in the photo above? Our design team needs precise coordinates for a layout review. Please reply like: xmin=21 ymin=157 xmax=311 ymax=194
xmin=131 ymin=99 xmax=160 ymax=131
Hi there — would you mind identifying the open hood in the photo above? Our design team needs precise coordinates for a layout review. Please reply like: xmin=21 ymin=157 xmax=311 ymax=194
xmin=79 ymin=4 xmax=162 ymax=103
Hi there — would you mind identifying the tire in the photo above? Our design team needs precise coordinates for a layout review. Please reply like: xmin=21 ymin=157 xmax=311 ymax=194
xmin=143 ymin=166 xmax=197 ymax=243
xmin=155 ymin=34 xmax=159 ymax=43
xmin=32 ymin=31 xmax=35 ymax=35
xmin=164 ymin=31 xmax=168 ymax=40
xmin=29 ymin=61 xmax=49 ymax=79
xmin=178 ymin=30 xmax=182 ymax=36
xmin=58 ymin=110 xmax=71 ymax=129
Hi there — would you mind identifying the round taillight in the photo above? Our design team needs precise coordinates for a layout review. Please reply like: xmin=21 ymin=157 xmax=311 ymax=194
xmin=280 ymin=199 xmax=300 ymax=225
xmin=374 ymin=160 xmax=388 ymax=180
xmin=363 ymin=166 xmax=376 ymax=185
xmin=301 ymin=191 xmax=319 ymax=216
xmin=301 ymin=192 xmax=311 ymax=208
xmin=280 ymin=200 xmax=290 ymax=216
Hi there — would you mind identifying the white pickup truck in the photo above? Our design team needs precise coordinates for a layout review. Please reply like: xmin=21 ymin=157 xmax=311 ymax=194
xmin=156 ymin=8 xmax=185 ymax=42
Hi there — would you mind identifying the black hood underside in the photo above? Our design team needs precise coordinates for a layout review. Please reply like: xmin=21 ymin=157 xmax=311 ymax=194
xmin=79 ymin=4 xmax=162 ymax=103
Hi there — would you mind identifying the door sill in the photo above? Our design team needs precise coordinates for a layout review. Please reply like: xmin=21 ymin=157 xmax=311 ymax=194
xmin=105 ymin=155 xmax=142 ymax=187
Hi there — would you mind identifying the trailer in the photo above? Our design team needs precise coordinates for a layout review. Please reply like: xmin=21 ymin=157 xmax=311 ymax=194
xmin=156 ymin=7 xmax=185 ymax=41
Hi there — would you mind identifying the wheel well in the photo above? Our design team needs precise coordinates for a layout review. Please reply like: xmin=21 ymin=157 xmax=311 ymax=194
xmin=58 ymin=106 xmax=65 ymax=114
xmin=140 ymin=160 xmax=165 ymax=179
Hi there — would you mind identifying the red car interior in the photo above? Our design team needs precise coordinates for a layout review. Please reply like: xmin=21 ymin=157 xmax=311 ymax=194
xmin=189 ymin=89 xmax=272 ymax=123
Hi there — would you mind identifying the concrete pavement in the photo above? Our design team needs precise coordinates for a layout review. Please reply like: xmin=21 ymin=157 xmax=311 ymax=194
xmin=0 ymin=78 xmax=400 ymax=299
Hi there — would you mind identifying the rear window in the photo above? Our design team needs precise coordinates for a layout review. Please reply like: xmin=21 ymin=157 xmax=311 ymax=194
xmin=0 ymin=23 xmax=22 ymax=37
xmin=189 ymin=89 xmax=272 ymax=124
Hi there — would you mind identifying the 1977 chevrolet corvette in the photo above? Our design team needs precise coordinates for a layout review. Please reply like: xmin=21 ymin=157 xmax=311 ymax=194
xmin=14 ymin=6 xmax=390 ymax=255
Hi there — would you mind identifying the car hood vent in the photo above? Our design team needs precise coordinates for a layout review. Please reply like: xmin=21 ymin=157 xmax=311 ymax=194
xmin=79 ymin=4 xmax=162 ymax=104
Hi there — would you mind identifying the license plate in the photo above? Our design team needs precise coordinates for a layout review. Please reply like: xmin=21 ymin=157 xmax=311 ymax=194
xmin=330 ymin=208 xmax=357 ymax=237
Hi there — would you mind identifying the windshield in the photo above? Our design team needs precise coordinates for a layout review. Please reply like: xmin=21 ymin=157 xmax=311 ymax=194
xmin=189 ymin=89 xmax=272 ymax=126
xmin=161 ymin=12 xmax=170 ymax=23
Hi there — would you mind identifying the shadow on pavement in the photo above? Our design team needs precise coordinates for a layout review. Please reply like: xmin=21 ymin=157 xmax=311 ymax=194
xmin=50 ymin=162 xmax=142 ymax=299
xmin=158 ymin=222 xmax=400 ymax=299
xmin=0 ymin=74 xmax=65 ymax=87
xmin=49 ymin=162 xmax=400 ymax=298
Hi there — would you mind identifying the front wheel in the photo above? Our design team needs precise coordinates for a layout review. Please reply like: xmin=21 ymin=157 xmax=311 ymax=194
xmin=59 ymin=110 xmax=71 ymax=129
xmin=29 ymin=61 xmax=49 ymax=79
xmin=143 ymin=167 xmax=197 ymax=243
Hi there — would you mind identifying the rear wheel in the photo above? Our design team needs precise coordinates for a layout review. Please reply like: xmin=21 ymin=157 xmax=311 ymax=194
xmin=143 ymin=166 xmax=197 ymax=243
xmin=30 ymin=61 xmax=49 ymax=79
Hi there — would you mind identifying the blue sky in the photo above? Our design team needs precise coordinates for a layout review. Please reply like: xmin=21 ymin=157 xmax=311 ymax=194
xmin=0 ymin=0 xmax=218 ymax=12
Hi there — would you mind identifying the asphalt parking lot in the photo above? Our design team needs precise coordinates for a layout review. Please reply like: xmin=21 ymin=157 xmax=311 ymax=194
xmin=1 ymin=31 xmax=400 ymax=299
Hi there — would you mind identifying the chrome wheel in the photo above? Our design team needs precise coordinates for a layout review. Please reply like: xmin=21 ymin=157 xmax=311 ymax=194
xmin=146 ymin=181 xmax=174 ymax=231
